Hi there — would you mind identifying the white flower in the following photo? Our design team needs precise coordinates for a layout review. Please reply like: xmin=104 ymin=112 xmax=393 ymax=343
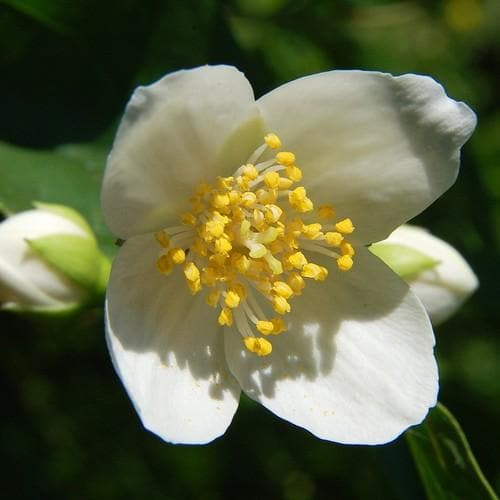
xmin=371 ymin=225 xmax=478 ymax=325
xmin=102 ymin=66 xmax=476 ymax=445
xmin=0 ymin=203 xmax=109 ymax=312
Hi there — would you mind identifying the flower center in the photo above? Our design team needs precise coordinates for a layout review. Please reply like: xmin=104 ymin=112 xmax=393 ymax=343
xmin=154 ymin=134 xmax=355 ymax=356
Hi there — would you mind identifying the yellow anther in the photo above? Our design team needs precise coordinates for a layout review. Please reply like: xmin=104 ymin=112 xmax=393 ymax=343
xmin=244 ymin=337 xmax=272 ymax=356
xmin=154 ymin=231 xmax=170 ymax=248
xmin=287 ymin=272 xmax=305 ymax=295
xmin=256 ymin=188 xmax=277 ymax=204
xmin=181 ymin=212 xmax=197 ymax=226
xmin=168 ymin=247 xmax=186 ymax=265
xmin=242 ymin=164 xmax=259 ymax=180
xmin=288 ymin=251 xmax=308 ymax=269
xmin=206 ymin=288 xmax=220 ymax=307
xmin=337 ymin=255 xmax=353 ymax=271
xmin=216 ymin=176 xmax=233 ymax=190
xmin=302 ymin=263 xmax=328 ymax=281
xmin=264 ymin=171 xmax=280 ymax=189
xmin=225 ymin=290 xmax=240 ymax=308
xmin=255 ymin=278 xmax=272 ymax=295
xmin=192 ymin=237 xmax=208 ymax=256
xmin=228 ymin=190 xmax=241 ymax=205
xmin=187 ymin=278 xmax=202 ymax=294
xmin=273 ymin=295 xmax=291 ymax=315
xmin=324 ymin=231 xmax=344 ymax=246
xmin=241 ymin=191 xmax=257 ymax=207
xmin=212 ymin=192 xmax=230 ymax=209
xmin=272 ymin=281 xmax=294 ymax=299
xmin=288 ymin=186 xmax=313 ymax=212
xmin=256 ymin=320 xmax=274 ymax=335
xmin=156 ymin=254 xmax=173 ymax=275
xmin=215 ymin=237 xmax=232 ymax=255
xmin=201 ymin=266 xmax=217 ymax=286
xmin=335 ymin=218 xmax=355 ymax=234
xmin=340 ymin=242 xmax=355 ymax=257
xmin=190 ymin=196 xmax=204 ymax=214
xmin=257 ymin=226 xmax=279 ymax=245
xmin=231 ymin=282 xmax=247 ymax=300
xmin=264 ymin=204 xmax=283 ymax=224
xmin=302 ymin=223 xmax=323 ymax=239
xmin=236 ymin=175 xmax=249 ymax=190
xmin=271 ymin=317 xmax=287 ymax=335
xmin=285 ymin=165 xmax=303 ymax=182
xmin=278 ymin=177 xmax=293 ymax=190
xmin=204 ymin=219 xmax=225 ymax=239
xmin=184 ymin=262 xmax=200 ymax=282
xmin=235 ymin=254 xmax=250 ymax=274
xmin=218 ymin=307 xmax=233 ymax=326
xmin=276 ymin=151 xmax=296 ymax=166
xmin=318 ymin=204 xmax=335 ymax=219
xmin=195 ymin=182 xmax=211 ymax=195
xmin=264 ymin=133 xmax=282 ymax=149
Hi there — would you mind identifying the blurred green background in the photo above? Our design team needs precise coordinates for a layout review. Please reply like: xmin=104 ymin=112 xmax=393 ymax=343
xmin=1 ymin=0 xmax=499 ymax=498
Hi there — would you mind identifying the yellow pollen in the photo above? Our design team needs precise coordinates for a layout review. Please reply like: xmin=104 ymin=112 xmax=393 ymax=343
xmin=318 ymin=204 xmax=335 ymax=219
xmin=244 ymin=337 xmax=272 ymax=356
xmin=264 ymin=171 xmax=280 ymax=189
xmin=302 ymin=263 xmax=328 ymax=281
xmin=206 ymin=288 xmax=220 ymax=307
xmin=154 ymin=231 xmax=170 ymax=248
xmin=340 ymin=242 xmax=355 ymax=257
xmin=242 ymin=164 xmax=259 ymax=180
xmin=218 ymin=307 xmax=233 ymax=326
xmin=325 ymin=231 xmax=344 ymax=246
xmin=302 ymin=223 xmax=323 ymax=239
xmin=225 ymin=290 xmax=240 ymax=308
xmin=264 ymin=133 xmax=282 ymax=149
xmin=276 ymin=151 xmax=296 ymax=166
xmin=256 ymin=320 xmax=274 ymax=335
xmin=168 ymin=247 xmax=186 ymax=264
xmin=271 ymin=317 xmax=287 ymax=335
xmin=288 ymin=251 xmax=308 ymax=269
xmin=181 ymin=212 xmax=197 ymax=226
xmin=155 ymin=134 xmax=356 ymax=356
xmin=337 ymin=255 xmax=353 ymax=271
xmin=157 ymin=254 xmax=173 ymax=275
xmin=335 ymin=218 xmax=355 ymax=234
xmin=285 ymin=165 xmax=303 ymax=182
xmin=272 ymin=281 xmax=294 ymax=299
xmin=273 ymin=295 xmax=291 ymax=315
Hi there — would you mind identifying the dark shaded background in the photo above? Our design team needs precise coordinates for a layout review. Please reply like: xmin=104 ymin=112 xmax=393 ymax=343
xmin=1 ymin=0 xmax=499 ymax=498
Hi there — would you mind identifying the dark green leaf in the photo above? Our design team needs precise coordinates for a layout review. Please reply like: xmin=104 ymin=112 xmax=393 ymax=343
xmin=406 ymin=403 xmax=498 ymax=500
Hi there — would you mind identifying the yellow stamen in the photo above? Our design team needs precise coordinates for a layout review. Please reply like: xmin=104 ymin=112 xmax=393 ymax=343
xmin=154 ymin=133 xmax=356 ymax=356
xmin=244 ymin=337 xmax=272 ymax=356
xmin=264 ymin=133 xmax=282 ymax=149
xmin=335 ymin=218 xmax=355 ymax=234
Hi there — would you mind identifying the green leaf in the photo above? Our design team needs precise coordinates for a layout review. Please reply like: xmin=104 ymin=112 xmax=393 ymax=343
xmin=369 ymin=242 xmax=438 ymax=279
xmin=27 ymin=234 xmax=104 ymax=294
xmin=0 ymin=141 xmax=115 ymax=257
xmin=406 ymin=403 xmax=498 ymax=500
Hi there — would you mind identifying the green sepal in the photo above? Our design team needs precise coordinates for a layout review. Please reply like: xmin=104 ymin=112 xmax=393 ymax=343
xmin=369 ymin=242 xmax=439 ymax=279
xmin=406 ymin=403 xmax=498 ymax=500
xmin=26 ymin=233 xmax=105 ymax=294
xmin=32 ymin=201 xmax=95 ymax=238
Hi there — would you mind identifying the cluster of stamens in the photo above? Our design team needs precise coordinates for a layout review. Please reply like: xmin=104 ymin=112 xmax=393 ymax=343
xmin=154 ymin=133 xmax=355 ymax=356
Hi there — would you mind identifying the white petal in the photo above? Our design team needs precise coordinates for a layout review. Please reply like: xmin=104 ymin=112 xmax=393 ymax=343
xmin=224 ymin=247 xmax=438 ymax=444
xmin=257 ymin=70 xmax=476 ymax=244
xmin=0 ymin=210 xmax=86 ymax=306
xmin=381 ymin=225 xmax=478 ymax=325
xmin=105 ymin=233 xmax=240 ymax=444
xmin=102 ymin=65 xmax=263 ymax=239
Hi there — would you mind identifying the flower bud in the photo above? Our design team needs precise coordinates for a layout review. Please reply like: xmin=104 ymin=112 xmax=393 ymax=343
xmin=370 ymin=225 xmax=478 ymax=325
xmin=0 ymin=203 xmax=110 ymax=313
